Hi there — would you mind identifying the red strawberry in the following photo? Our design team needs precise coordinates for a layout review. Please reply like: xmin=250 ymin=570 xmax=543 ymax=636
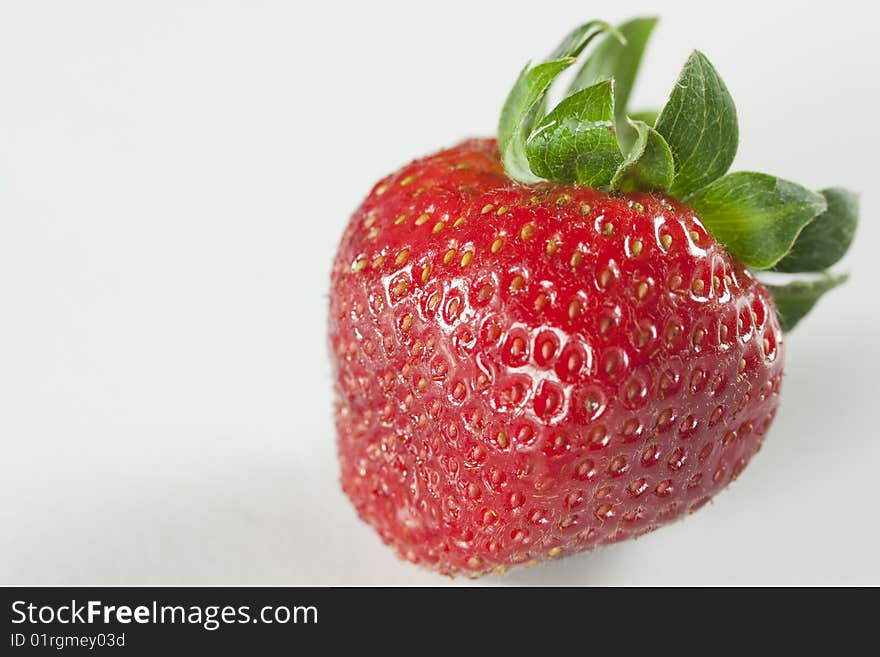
xmin=329 ymin=18 xmax=857 ymax=576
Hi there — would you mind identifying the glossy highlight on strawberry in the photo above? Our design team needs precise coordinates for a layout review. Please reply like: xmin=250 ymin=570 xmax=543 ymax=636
xmin=328 ymin=17 xmax=856 ymax=576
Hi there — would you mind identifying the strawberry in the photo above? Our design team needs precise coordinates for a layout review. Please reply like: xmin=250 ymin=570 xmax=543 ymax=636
xmin=328 ymin=18 xmax=858 ymax=576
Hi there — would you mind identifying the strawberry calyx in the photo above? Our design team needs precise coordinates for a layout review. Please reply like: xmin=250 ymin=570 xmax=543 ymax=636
xmin=498 ymin=17 xmax=859 ymax=330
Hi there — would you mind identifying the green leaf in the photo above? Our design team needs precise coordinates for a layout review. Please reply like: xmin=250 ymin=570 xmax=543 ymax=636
xmin=686 ymin=172 xmax=827 ymax=270
xmin=655 ymin=51 xmax=738 ymax=198
xmin=498 ymin=21 xmax=618 ymax=184
xmin=499 ymin=59 xmax=576 ymax=183
xmin=766 ymin=273 xmax=848 ymax=331
xmin=567 ymin=16 xmax=658 ymax=148
xmin=548 ymin=20 xmax=622 ymax=60
xmin=629 ymin=108 xmax=659 ymax=126
xmin=525 ymin=80 xmax=623 ymax=187
xmin=773 ymin=188 xmax=859 ymax=272
xmin=610 ymin=119 xmax=674 ymax=192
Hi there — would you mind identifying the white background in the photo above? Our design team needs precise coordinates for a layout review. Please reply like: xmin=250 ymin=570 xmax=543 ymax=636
xmin=2 ymin=0 xmax=878 ymax=585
